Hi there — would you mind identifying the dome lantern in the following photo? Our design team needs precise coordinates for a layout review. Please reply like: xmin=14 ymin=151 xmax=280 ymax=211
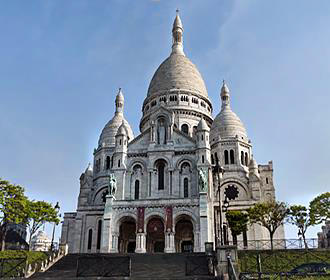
xmin=171 ymin=9 xmax=184 ymax=56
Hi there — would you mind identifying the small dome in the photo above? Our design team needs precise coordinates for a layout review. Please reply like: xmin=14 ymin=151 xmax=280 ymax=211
xmin=249 ymin=157 xmax=258 ymax=169
xmin=221 ymin=82 xmax=230 ymax=95
xmin=210 ymin=81 xmax=247 ymax=141
xmin=85 ymin=163 xmax=93 ymax=174
xmin=210 ymin=108 xmax=247 ymax=140
xmin=197 ymin=118 xmax=209 ymax=131
xmin=147 ymin=54 xmax=208 ymax=98
xmin=173 ymin=13 xmax=183 ymax=30
xmin=98 ymin=116 xmax=133 ymax=147
xmin=116 ymin=88 xmax=124 ymax=101
xmin=116 ymin=123 xmax=127 ymax=136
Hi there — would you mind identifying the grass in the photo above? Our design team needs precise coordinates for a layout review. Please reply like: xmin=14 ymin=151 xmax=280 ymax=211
xmin=238 ymin=249 xmax=330 ymax=280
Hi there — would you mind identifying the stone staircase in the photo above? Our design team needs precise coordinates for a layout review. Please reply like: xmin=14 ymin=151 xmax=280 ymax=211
xmin=31 ymin=253 xmax=218 ymax=279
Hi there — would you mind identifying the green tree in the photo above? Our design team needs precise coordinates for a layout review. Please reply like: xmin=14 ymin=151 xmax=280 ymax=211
xmin=287 ymin=205 xmax=311 ymax=248
xmin=226 ymin=210 xmax=249 ymax=245
xmin=0 ymin=179 xmax=28 ymax=251
xmin=248 ymin=200 xmax=288 ymax=250
xmin=27 ymin=200 xmax=60 ymax=250
xmin=309 ymin=192 xmax=330 ymax=224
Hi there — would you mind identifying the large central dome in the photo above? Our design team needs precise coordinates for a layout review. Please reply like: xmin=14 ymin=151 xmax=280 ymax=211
xmin=147 ymin=53 xmax=208 ymax=98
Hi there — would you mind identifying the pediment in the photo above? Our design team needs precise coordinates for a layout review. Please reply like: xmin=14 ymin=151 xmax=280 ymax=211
xmin=128 ymin=129 xmax=150 ymax=149
xmin=172 ymin=129 xmax=196 ymax=147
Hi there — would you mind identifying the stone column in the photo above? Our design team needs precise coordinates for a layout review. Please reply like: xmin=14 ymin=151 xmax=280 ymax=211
xmin=199 ymin=192 xmax=209 ymax=252
xmin=194 ymin=231 xmax=200 ymax=252
xmin=165 ymin=232 xmax=175 ymax=253
xmin=109 ymin=233 xmax=119 ymax=253
xmin=135 ymin=233 xmax=147 ymax=253
xmin=101 ymin=195 xmax=116 ymax=253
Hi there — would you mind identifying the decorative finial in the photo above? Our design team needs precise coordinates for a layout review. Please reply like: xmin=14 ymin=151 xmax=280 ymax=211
xmin=223 ymin=79 xmax=225 ymax=86
xmin=171 ymin=9 xmax=184 ymax=56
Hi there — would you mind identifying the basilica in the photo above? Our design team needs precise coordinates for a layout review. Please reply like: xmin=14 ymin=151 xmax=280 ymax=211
xmin=61 ymin=12 xmax=284 ymax=254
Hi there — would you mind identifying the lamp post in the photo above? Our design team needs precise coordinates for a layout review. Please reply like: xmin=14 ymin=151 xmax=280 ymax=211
xmin=50 ymin=202 xmax=60 ymax=251
xmin=212 ymin=159 xmax=225 ymax=247
xmin=222 ymin=196 xmax=230 ymax=245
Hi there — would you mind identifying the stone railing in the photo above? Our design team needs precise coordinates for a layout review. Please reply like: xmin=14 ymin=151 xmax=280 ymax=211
xmin=24 ymin=244 xmax=69 ymax=278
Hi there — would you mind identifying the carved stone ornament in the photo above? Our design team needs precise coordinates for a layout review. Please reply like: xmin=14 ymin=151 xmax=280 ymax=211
xmin=108 ymin=173 xmax=117 ymax=196
xmin=224 ymin=184 xmax=239 ymax=200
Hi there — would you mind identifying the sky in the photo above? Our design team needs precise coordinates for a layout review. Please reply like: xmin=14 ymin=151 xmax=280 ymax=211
xmin=0 ymin=0 xmax=329 ymax=242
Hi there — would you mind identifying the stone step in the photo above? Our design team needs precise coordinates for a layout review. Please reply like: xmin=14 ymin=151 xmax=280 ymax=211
xmin=32 ymin=253 xmax=216 ymax=279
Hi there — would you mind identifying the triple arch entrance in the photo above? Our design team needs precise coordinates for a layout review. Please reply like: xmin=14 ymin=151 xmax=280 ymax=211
xmin=117 ymin=215 xmax=194 ymax=253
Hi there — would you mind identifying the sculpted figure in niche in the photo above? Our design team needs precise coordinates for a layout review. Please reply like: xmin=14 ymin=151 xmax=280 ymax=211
xmin=108 ymin=173 xmax=117 ymax=196
xmin=157 ymin=118 xmax=166 ymax=144
xmin=198 ymin=169 xmax=207 ymax=192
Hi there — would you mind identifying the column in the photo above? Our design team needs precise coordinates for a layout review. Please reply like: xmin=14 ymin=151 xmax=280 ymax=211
xmin=165 ymin=232 xmax=175 ymax=253
xmin=101 ymin=194 xmax=115 ymax=253
xmin=135 ymin=233 xmax=147 ymax=253
xmin=109 ymin=233 xmax=119 ymax=253
xmin=194 ymin=231 xmax=200 ymax=252
xmin=199 ymin=192 xmax=209 ymax=252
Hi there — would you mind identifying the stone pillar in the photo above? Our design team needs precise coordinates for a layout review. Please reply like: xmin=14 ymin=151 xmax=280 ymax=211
xmin=135 ymin=233 xmax=147 ymax=253
xmin=73 ymin=215 xmax=83 ymax=253
xmin=109 ymin=233 xmax=119 ymax=253
xmin=194 ymin=231 xmax=200 ymax=252
xmin=101 ymin=195 xmax=116 ymax=253
xmin=199 ymin=192 xmax=209 ymax=252
xmin=165 ymin=232 xmax=175 ymax=253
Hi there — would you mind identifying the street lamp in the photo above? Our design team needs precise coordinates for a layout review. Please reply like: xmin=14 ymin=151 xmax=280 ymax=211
xmin=222 ymin=196 xmax=230 ymax=245
xmin=50 ymin=202 xmax=60 ymax=251
xmin=212 ymin=159 xmax=225 ymax=247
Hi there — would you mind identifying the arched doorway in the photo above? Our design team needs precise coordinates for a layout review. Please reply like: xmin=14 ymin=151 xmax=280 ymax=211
xmin=118 ymin=217 xmax=136 ymax=253
xmin=175 ymin=216 xmax=194 ymax=253
xmin=147 ymin=217 xmax=165 ymax=253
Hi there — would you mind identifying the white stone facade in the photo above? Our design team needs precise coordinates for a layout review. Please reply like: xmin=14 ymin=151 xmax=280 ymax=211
xmin=61 ymin=12 xmax=284 ymax=254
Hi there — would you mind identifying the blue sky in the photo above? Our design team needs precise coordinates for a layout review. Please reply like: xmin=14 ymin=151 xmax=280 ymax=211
xmin=1 ymin=0 xmax=329 ymax=241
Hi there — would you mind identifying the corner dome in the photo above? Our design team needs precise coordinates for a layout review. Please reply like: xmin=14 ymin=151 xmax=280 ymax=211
xmin=98 ymin=116 xmax=133 ymax=147
xmin=98 ymin=89 xmax=134 ymax=147
xmin=211 ymin=108 xmax=247 ymax=140
xmin=210 ymin=82 xmax=247 ymax=141
xmin=197 ymin=118 xmax=209 ymax=131
xmin=116 ymin=122 xmax=127 ymax=136
xmin=147 ymin=54 xmax=208 ymax=98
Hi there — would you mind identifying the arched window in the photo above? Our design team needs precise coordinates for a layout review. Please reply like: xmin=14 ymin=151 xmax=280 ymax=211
xmin=181 ymin=124 xmax=189 ymax=135
xmin=87 ymin=229 xmax=93 ymax=250
xmin=266 ymin=177 xmax=269 ymax=184
xmin=118 ymin=159 xmax=121 ymax=168
xmin=211 ymin=154 xmax=214 ymax=165
xmin=184 ymin=178 xmax=189 ymax=198
xmin=111 ymin=156 xmax=114 ymax=168
xmin=241 ymin=151 xmax=244 ymax=165
xmin=202 ymin=155 xmax=205 ymax=164
xmin=215 ymin=152 xmax=219 ymax=164
xmin=157 ymin=161 xmax=165 ymax=190
xmin=224 ymin=150 xmax=229 ymax=165
xmin=97 ymin=220 xmax=102 ymax=250
xmin=106 ymin=156 xmax=111 ymax=170
xmin=119 ymin=139 xmax=122 ymax=145
xmin=245 ymin=153 xmax=248 ymax=166
xmin=230 ymin=149 xmax=235 ymax=164
xmin=134 ymin=180 xmax=140 ymax=200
